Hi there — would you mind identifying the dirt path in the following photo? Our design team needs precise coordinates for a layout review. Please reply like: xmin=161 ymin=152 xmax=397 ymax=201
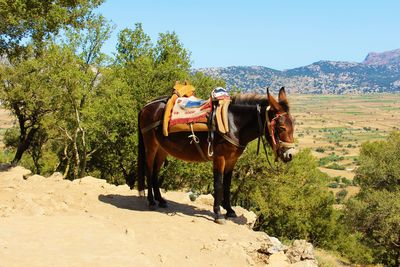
xmin=0 ymin=166 xmax=316 ymax=267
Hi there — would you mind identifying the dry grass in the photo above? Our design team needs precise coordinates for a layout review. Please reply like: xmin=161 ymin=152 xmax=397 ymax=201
xmin=314 ymin=248 xmax=352 ymax=267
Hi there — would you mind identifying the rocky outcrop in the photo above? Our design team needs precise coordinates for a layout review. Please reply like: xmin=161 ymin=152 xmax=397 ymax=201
xmin=363 ymin=48 xmax=400 ymax=66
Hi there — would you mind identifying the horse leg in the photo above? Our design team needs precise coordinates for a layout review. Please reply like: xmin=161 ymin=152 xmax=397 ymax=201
xmin=222 ymin=170 xmax=237 ymax=218
xmin=213 ymin=156 xmax=226 ymax=224
xmin=144 ymin=147 xmax=158 ymax=209
xmin=222 ymin=158 xmax=239 ymax=218
xmin=152 ymin=150 xmax=168 ymax=208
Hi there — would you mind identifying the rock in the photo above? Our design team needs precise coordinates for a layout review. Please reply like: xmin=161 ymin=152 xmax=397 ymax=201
xmin=268 ymin=236 xmax=288 ymax=254
xmin=257 ymin=235 xmax=287 ymax=255
xmin=286 ymin=240 xmax=317 ymax=265
xmin=268 ymin=251 xmax=290 ymax=267
xmin=233 ymin=206 xmax=257 ymax=229
xmin=72 ymin=176 xmax=108 ymax=186
xmin=26 ymin=174 xmax=45 ymax=181
xmin=47 ymin=172 xmax=64 ymax=181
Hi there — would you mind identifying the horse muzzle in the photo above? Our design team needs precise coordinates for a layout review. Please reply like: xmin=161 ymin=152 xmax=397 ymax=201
xmin=283 ymin=147 xmax=296 ymax=162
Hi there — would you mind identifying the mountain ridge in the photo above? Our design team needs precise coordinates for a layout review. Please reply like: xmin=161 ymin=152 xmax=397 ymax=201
xmin=196 ymin=49 xmax=400 ymax=94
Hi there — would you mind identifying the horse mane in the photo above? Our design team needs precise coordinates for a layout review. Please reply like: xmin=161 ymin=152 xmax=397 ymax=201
xmin=231 ymin=93 xmax=268 ymax=106
xmin=231 ymin=93 xmax=290 ymax=112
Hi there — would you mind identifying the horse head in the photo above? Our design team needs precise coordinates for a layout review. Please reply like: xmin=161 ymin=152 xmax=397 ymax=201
xmin=267 ymin=87 xmax=296 ymax=162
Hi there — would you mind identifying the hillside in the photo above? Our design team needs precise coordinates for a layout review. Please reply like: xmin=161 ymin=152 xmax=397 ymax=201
xmin=197 ymin=48 xmax=400 ymax=94
xmin=0 ymin=165 xmax=318 ymax=267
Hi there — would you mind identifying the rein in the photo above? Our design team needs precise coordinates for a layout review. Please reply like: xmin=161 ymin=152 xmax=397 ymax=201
xmin=256 ymin=105 xmax=280 ymax=173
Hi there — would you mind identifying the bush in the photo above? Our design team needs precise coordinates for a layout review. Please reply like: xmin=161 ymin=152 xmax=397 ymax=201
xmin=341 ymin=177 xmax=352 ymax=186
xmin=328 ymin=182 xmax=338 ymax=188
xmin=335 ymin=189 xmax=348 ymax=203
xmin=319 ymin=153 xmax=344 ymax=166
xmin=231 ymin=147 xmax=339 ymax=247
xmin=326 ymin=163 xmax=345 ymax=170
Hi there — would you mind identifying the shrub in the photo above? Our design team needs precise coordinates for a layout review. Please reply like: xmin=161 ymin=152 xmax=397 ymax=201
xmin=326 ymin=163 xmax=345 ymax=170
xmin=344 ymin=132 xmax=400 ymax=266
xmin=335 ymin=189 xmax=348 ymax=203
xmin=328 ymin=182 xmax=338 ymax=188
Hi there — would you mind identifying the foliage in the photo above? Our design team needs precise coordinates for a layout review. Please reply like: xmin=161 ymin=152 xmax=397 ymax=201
xmin=0 ymin=0 xmax=104 ymax=60
xmin=0 ymin=44 xmax=73 ymax=165
xmin=0 ymin=0 xmax=104 ymax=167
xmin=318 ymin=153 xmax=344 ymax=166
xmin=228 ymin=147 xmax=335 ymax=246
xmin=345 ymin=132 xmax=400 ymax=266
xmin=325 ymin=162 xmax=345 ymax=170
xmin=335 ymin=189 xmax=348 ymax=204
xmin=159 ymin=159 xmax=213 ymax=193
xmin=354 ymin=132 xmax=400 ymax=190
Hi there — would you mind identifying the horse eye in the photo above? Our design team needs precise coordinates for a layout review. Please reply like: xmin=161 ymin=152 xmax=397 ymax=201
xmin=279 ymin=126 xmax=286 ymax=131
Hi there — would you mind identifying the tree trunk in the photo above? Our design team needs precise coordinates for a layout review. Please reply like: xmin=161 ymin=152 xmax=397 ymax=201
xmin=12 ymin=127 xmax=37 ymax=164
xmin=72 ymin=128 xmax=80 ymax=179
xmin=79 ymin=129 xmax=87 ymax=178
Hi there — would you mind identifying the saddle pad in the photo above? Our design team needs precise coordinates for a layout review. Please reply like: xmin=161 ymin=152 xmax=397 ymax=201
xmin=169 ymin=96 xmax=211 ymax=126
xmin=169 ymin=122 xmax=209 ymax=133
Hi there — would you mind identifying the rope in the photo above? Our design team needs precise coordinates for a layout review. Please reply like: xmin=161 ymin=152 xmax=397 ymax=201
xmin=256 ymin=105 xmax=280 ymax=174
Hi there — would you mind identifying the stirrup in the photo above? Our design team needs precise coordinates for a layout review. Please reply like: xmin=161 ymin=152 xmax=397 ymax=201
xmin=207 ymin=141 xmax=213 ymax=157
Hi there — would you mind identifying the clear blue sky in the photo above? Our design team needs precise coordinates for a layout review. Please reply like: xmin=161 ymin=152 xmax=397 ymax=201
xmin=97 ymin=0 xmax=400 ymax=70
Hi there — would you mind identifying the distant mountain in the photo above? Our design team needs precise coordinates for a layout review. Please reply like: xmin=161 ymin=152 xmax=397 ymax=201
xmin=196 ymin=49 xmax=400 ymax=94
xmin=363 ymin=48 xmax=400 ymax=66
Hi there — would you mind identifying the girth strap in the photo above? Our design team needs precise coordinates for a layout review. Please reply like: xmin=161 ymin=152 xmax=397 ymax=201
xmin=141 ymin=120 xmax=162 ymax=134
xmin=221 ymin=134 xmax=245 ymax=149
xmin=193 ymin=141 xmax=209 ymax=160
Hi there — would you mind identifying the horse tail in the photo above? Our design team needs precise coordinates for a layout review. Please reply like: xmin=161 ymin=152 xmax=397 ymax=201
xmin=137 ymin=110 xmax=146 ymax=196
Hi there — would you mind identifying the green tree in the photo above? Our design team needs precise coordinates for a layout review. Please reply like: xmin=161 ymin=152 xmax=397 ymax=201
xmin=85 ymin=68 xmax=138 ymax=184
xmin=115 ymin=23 xmax=156 ymax=108
xmin=345 ymin=132 xmax=400 ymax=266
xmin=0 ymin=45 xmax=66 ymax=164
xmin=53 ymin=15 xmax=112 ymax=179
xmin=0 ymin=0 xmax=103 ymax=165
xmin=0 ymin=0 xmax=103 ymax=60
xmin=153 ymin=31 xmax=192 ymax=93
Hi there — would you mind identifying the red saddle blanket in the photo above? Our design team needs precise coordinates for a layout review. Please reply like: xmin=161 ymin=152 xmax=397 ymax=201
xmin=169 ymin=96 xmax=212 ymax=127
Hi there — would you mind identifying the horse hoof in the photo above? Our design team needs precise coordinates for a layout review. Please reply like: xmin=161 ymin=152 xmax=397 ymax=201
xmin=158 ymin=202 xmax=168 ymax=208
xmin=148 ymin=203 xmax=157 ymax=211
xmin=214 ymin=218 xmax=226 ymax=225
xmin=226 ymin=211 xmax=237 ymax=218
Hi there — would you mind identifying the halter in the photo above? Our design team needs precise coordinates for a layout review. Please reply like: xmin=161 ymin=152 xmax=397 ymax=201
xmin=256 ymin=104 xmax=295 ymax=171
xmin=267 ymin=111 xmax=296 ymax=151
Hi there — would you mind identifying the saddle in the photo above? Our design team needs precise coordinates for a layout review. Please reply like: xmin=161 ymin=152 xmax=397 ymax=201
xmin=169 ymin=96 xmax=211 ymax=133
xmin=162 ymin=82 xmax=230 ymax=136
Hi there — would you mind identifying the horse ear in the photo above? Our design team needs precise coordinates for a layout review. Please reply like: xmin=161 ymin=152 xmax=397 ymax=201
xmin=278 ymin=87 xmax=287 ymax=103
xmin=278 ymin=87 xmax=289 ymax=112
xmin=267 ymin=89 xmax=281 ymax=112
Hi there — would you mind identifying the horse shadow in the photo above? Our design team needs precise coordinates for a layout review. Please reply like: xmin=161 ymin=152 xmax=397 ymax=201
xmin=98 ymin=194 xmax=250 ymax=225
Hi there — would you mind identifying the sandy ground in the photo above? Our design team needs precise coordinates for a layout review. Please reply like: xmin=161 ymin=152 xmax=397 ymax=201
xmin=0 ymin=165 xmax=317 ymax=267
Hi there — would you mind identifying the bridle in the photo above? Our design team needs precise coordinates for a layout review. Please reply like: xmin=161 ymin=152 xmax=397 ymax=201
xmin=256 ymin=104 xmax=295 ymax=171
xmin=267 ymin=110 xmax=296 ymax=151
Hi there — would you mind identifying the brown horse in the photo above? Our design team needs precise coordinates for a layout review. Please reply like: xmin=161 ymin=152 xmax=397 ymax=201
xmin=128 ymin=87 xmax=295 ymax=224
